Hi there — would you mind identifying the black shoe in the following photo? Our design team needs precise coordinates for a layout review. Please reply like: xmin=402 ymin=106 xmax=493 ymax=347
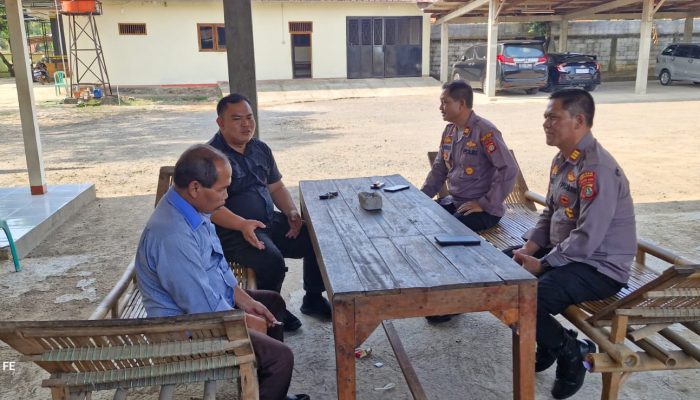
xmin=282 ymin=309 xmax=302 ymax=332
xmin=300 ymin=293 xmax=332 ymax=319
xmin=286 ymin=395 xmax=310 ymax=400
xmin=551 ymin=331 xmax=596 ymax=399
xmin=537 ymin=330 xmax=577 ymax=372
xmin=425 ymin=314 xmax=457 ymax=323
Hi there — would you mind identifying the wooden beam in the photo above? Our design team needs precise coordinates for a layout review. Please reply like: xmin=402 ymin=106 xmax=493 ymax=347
xmin=652 ymin=0 xmax=668 ymax=15
xmin=565 ymin=0 xmax=642 ymax=20
xmin=436 ymin=0 xmax=490 ymax=25
xmin=382 ymin=321 xmax=428 ymax=400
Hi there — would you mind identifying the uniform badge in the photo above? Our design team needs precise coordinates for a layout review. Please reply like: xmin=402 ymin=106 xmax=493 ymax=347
xmin=484 ymin=138 xmax=497 ymax=154
xmin=463 ymin=127 xmax=471 ymax=136
xmin=551 ymin=164 xmax=559 ymax=177
xmin=480 ymin=132 xmax=494 ymax=142
xmin=465 ymin=167 xmax=474 ymax=175
xmin=569 ymin=149 xmax=581 ymax=162
xmin=578 ymin=171 xmax=597 ymax=201
xmin=567 ymin=171 xmax=576 ymax=182
xmin=443 ymin=136 xmax=453 ymax=145
xmin=559 ymin=195 xmax=570 ymax=206
xmin=466 ymin=140 xmax=477 ymax=148
xmin=564 ymin=207 xmax=575 ymax=219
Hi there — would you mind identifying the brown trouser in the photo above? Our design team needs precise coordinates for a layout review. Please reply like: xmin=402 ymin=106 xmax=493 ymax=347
xmin=246 ymin=290 xmax=294 ymax=400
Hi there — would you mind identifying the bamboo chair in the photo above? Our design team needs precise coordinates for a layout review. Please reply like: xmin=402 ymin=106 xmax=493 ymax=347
xmin=0 ymin=310 xmax=259 ymax=400
xmin=155 ymin=166 xmax=257 ymax=290
xmin=426 ymin=150 xmax=539 ymax=250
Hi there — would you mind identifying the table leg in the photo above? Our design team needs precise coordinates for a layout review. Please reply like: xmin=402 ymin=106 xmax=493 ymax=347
xmin=333 ymin=298 xmax=356 ymax=400
xmin=513 ymin=282 xmax=537 ymax=400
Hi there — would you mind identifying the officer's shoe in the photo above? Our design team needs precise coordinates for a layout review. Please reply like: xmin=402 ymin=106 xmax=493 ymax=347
xmin=537 ymin=329 xmax=577 ymax=372
xmin=551 ymin=331 xmax=596 ymax=399
xmin=282 ymin=309 xmax=302 ymax=332
xmin=300 ymin=293 xmax=332 ymax=319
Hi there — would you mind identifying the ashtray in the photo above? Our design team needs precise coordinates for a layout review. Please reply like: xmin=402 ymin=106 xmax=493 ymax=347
xmin=358 ymin=191 xmax=382 ymax=211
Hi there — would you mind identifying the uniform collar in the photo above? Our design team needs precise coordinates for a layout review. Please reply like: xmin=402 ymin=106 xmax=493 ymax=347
xmin=165 ymin=188 xmax=205 ymax=230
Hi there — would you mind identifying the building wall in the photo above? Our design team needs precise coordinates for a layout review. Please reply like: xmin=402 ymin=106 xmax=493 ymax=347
xmin=66 ymin=0 xmax=428 ymax=85
xmin=429 ymin=19 xmax=700 ymax=79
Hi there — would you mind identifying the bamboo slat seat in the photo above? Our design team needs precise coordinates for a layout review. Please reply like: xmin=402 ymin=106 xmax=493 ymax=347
xmin=155 ymin=166 xmax=257 ymax=290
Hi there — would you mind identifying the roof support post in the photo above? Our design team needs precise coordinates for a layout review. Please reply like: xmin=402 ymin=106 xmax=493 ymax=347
xmin=223 ymin=0 xmax=259 ymax=137
xmin=559 ymin=19 xmax=569 ymax=52
xmin=484 ymin=0 xmax=499 ymax=98
xmin=440 ymin=22 xmax=450 ymax=82
xmin=5 ymin=0 xmax=47 ymax=194
xmin=635 ymin=0 xmax=654 ymax=94
xmin=684 ymin=16 xmax=695 ymax=42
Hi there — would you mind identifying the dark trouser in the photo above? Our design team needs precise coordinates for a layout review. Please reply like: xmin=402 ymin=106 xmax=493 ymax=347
xmin=217 ymin=211 xmax=325 ymax=294
xmin=438 ymin=201 xmax=501 ymax=232
xmin=246 ymin=290 xmax=294 ymax=400
xmin=529 ymin=250 xmax=624 ymax=350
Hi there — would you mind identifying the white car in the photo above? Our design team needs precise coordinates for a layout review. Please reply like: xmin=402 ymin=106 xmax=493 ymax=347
xmin=654 ymin=43 xmax=700 ymax=85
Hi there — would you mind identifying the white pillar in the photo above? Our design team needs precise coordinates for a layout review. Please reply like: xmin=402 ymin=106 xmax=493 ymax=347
xmin=559 ymin=20 xmax=569 ymax=52
xmin=440 ymin=23 xmax=450 ymax=82
xmin=6 ymin=0 xmax=47 ymax=194
xmin=484 ymin=0 xmax=499 ymax=98
xmin=635 ymin=0 xmax=654 ymax=95
xmin=684 ymin=16 xmax=695 ymax=42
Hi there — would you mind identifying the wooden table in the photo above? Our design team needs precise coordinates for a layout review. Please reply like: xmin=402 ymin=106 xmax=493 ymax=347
xmin=299 ymin=175 xmax=537 ymax=400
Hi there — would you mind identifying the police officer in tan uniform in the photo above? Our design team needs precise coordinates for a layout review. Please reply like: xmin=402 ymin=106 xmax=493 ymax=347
xmin=422 ymin=80 xmax=518 ymax=232
xmin=422 ymin=80 xmax=518 ymax=323
xmin=512 ymin=89 xmax=636 ymax=399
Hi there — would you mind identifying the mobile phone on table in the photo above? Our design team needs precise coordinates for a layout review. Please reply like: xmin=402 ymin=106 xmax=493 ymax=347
xmin=383 ymin=184 xmax=410 ymax=193
xmin=434 ymin=235 xmax=481 ymax=246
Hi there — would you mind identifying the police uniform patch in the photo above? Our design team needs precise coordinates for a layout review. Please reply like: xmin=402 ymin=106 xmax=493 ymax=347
xmin=567 ymin=171 xmax=576 ymax=182
xmin=578 ymin=171 xmax=596 ymax=201
xmin=565 ymin=207 xmax=575 ymax=219
xmin=559 ymin=195 xmax=570 ymax=206
xmin=465 ymin=167 xmax=474 ymax=175
xmin=551 ymin=164 xmax=559 ymax=177
xmin=484 ymin=138 xmax=497 ymax=154
xmin=569 ymin=149 xmax=581 ymax=162
xmin=443 ymin=136 xmax=453 ymax=145
xmin=466 ymin=140 xmax=477 ymax=148
xmin=480 ymin=132 xmax=494 ymax=142
xmin=463 ymin=127 xmax=471 ymax=136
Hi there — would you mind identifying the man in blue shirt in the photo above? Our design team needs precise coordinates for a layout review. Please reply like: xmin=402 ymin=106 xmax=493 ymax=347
xmin=207 ymin=94 xmax=331 ymax=331
xmin=135 ymin=144 xmax=309 ymax=400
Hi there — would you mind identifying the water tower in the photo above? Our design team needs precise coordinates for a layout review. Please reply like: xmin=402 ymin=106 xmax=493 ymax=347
xmin=60 ymin=0 xmax=112 ymax=97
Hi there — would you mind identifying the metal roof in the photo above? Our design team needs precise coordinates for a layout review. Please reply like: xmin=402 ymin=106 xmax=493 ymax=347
xmin=423 ymin=0 xmax=700 ymax=24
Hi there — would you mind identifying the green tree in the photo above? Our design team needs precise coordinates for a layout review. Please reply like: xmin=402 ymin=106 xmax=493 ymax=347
xmin=0 ymin=6 xmax=15 ymax=77
xmin=527 ymin=21 xmax=552 ymax=52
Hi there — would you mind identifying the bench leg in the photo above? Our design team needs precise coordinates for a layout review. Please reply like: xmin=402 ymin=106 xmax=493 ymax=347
xmin=50 ymin=387 xmax=68 ymax=400
xmin=239 ymin=363 xmax=259 ymax=400
xmin=203 ymin=380 xmax=216 ymax=400
xmin=113 ymin=388 xmax=128 ymax=400
xmin=159 ymin=384 xmax=175 ymax=400
xmin=601 ymin=372 xmax=623 ymax=400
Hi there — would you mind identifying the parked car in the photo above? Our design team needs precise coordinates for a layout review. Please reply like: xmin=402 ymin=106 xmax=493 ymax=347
xmin=451 ymin=40 xmax=548 ymax=94
xmin=654 ymin=43 xmax=700 ymax=85
xmin=541 ymin=53 xmax=601 ymax=92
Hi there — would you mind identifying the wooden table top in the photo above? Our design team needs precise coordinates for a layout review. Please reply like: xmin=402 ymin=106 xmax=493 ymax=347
xmin=299 ymin=175 xmax=535 ymax=297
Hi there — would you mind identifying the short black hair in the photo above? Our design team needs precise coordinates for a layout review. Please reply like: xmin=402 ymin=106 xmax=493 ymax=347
xmin=216 ymin=93 xmax=251 ymax=117
xmin=173 ymin=144 xmax=229 ymax=189
xmin=550 ymin=89 xmax=595 ymax=127
xmin=442 ymin=80 xmax=474 ymax=109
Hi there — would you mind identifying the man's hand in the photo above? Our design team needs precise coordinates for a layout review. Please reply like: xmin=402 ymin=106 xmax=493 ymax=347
xmin=457 ymin=200 xmax=483 ymax=216
xmin=242 ymin=299 xmax=278 ymax=328
xmin=511 ymin=240 xmax=541 ymax=258
xmin=286 ymin=210 xmax=303 ymax=238
xmin=512 ymin=253 xmax=545 ymax=276
xmin=241 ymin=219 xmax=266 ymax=250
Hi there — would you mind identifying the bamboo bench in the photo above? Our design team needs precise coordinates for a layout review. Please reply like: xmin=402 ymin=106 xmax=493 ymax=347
xmin=427 ymin=151 xmax=700 ymax=400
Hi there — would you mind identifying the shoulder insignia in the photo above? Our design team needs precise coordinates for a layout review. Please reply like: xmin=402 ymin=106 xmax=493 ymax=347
xmin=551 ymin=164 xmax=559 ymax=177
xmin=578 ymin=171 xmax=596 ymax=201
xmin=567 ymin=170 xmax=576 ymax=182
xmin=480 ymin=132 xmax=493 ymax=142
xmin=569 ymin=149 xmax=581 ymax=162
xmin=464 ymin=127 xmax=471 ymax=136
xmin=465 ymin=167 xmax=474 ymax=175
xmin=564 ymin=207 xmax=575 ymax=219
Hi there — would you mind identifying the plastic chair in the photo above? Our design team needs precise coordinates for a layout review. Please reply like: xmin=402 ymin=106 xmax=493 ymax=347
xmin=0 ymin=219 xmax=21 ymax=272
xmin=53 ymin=71 xmax=68 ymax=96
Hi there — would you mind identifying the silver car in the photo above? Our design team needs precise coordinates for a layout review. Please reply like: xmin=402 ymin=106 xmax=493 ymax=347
xmin=654 ymin=43 xmax=700 ymax=85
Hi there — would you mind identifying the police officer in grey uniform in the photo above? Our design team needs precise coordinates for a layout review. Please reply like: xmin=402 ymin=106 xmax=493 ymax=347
xmin=422 ymin=80 xmax=518 ymax=323
xmin=512 ymin=89 xmax=636 ymax=399
xmin=422 ymin=80 xmax=518 ymax=232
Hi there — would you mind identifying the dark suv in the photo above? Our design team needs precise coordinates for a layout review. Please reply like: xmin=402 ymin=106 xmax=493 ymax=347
xmin=451 ymin=40 xmax=548 ymax=94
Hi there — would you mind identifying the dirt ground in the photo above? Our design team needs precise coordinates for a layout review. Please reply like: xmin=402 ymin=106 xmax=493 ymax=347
xmin=0 ymin=78 xmax=698 ymax=399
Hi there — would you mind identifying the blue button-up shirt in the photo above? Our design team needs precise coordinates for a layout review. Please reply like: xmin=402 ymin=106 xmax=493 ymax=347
xmin=208 ymin=133 xmax=282 ymax=225
xmin=135 ymin=188 xmax=238 ymax=317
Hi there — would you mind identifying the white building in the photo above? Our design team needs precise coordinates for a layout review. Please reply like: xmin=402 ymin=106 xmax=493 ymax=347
xmin=62 ymin=0 xmax=430 ymax=85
